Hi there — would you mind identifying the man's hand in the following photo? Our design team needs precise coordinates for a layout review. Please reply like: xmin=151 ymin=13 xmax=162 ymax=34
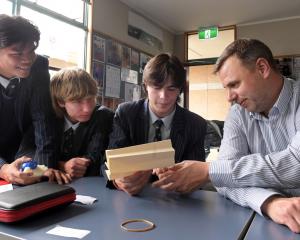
xmin=152 ymin=160 xmax=210 ymax=193
xmin=262 ymin=196 xmax=300 ymax=233
xmin=0 ymin=156 xmax=41 ymax=185
xmin=59 ymin=158 xmax=91 ymax=178
xmin=114 ymin=170 xmax=152 ymax=196
xmin=44 ymin=168 xmax=72 ymax=184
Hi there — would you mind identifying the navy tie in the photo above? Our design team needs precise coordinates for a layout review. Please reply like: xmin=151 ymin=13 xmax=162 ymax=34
xmin=5 ymin=78 xmax=19 ymax=98
xmin=63 ymin=128 xmax=74 ymax=156
xmin=153 ymin=119 xmax=163 ymax=141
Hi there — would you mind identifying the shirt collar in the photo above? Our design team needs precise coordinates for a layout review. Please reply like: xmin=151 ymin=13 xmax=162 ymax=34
xmin=148 ymin=102 xmax=176 ymax=130
xmin=64 ymin=117 xmax=80 ymax=132
xmin=0 ymin=75 xmax=20 ymax=89
xmin=272 ymin=77 xmax=293 ymax=114
xmin=250 ymin=77 xmax=292 ymax=120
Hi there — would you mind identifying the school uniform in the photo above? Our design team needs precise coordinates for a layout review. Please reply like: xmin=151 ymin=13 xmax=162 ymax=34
xmin=58 ymin=105 xmax=114 ymax=176
xmin=105 ymin=98 xmax=207 ymax=187
xmin=0 ymin=55 xmax=59 ymax=167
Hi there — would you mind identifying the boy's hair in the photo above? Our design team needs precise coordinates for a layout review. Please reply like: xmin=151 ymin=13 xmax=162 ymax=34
xmin=50 ymin=68 xmax=98 ymax=118
xmin=143 ymin=53 xmax=186 ymax=94
xmin=214 ymin=38 xmax=278 ymax=74
xmin=0 ymin=14 xmax=40 ymax=49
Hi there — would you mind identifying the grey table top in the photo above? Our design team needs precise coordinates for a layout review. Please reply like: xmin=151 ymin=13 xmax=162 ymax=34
xmin=0 ymin=177 xmax=253 ymax=240
xmin=245 ymin=214 xmax=300 ymax=240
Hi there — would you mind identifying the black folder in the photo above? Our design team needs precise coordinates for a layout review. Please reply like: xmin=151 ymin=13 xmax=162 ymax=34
xmin=0 ymin=182 xmax=76 ymax=222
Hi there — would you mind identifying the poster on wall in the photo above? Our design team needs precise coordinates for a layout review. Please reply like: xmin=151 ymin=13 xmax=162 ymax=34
xmin=139 ymin=53 xmax=151 ymax=74
xmin=92 ymin=61 xmax=105 ymax=94
xmin=121 ymin=68 xmax=138 ymax=84
xmin=106 ymin=39 xmax=122 ymax=67
xmin=131 ymin=49 xmax=139 ymax=71
xmin=124 ymin=82 xmax=141 ymax=102
xmin=293 ymin=57 xmax=300 ymax=81
xmin=132 ymin=84 xmax=142 ymax=101
xmin=139 ymin=52 xmax=152 ymax=84
xmin=92 ymin=35 xmax=105 ymax=62
xmin=129 ymin=70 xmax=138 ymax=84
xmin=121 ymin=45 xmax=131 ymax=69
xmin=105 ymin=65 xmax=121 ymax=98
xmin=91 ymin=31 xmax=152 ymax=106
xmin=121 ymin=68 xmax=130 ymax=82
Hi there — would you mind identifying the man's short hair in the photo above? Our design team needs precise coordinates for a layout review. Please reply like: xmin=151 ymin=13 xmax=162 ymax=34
xmin=50 ymin=68 xmax=98 ymax=118
xmin=143 ymin=53 xmax=186 ymax=93
xmin=0 ymin=14 xmax=40 ymax=49
xmin=214 ymin=39 xmax=278 ymax=74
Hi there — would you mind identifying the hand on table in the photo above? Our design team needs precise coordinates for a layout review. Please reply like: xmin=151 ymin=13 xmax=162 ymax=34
xmin=262 ymin=196 xmax=300 ymax=233
xmin=44 ymin=168 xmax=72 ymax=184
xmin=59 ymin=157 xmax=91 ymax=178
xmin=114 ymin=170 xmax=152 ymax=196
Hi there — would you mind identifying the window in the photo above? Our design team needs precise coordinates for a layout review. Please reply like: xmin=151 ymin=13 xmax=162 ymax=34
xmin=0 ymin=0 xmax=13 ymax=15
xmin=21 ymin=7 xmax=86 ymax=68
xmin=185 ymin=26 xmax=235 ymax=120
xmin=5 ymin=0 xmax=90 ymax=69
xmin=26 ymin=0 xmax=85 ymax=23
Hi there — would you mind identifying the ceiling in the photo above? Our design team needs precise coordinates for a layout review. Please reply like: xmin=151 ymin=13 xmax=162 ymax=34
xmin=119 ymin=0 xmax=300 ymax=34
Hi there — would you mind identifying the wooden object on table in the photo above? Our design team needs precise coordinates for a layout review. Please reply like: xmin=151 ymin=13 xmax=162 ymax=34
xmin=105 ymin=140 xmax=175 ymax=180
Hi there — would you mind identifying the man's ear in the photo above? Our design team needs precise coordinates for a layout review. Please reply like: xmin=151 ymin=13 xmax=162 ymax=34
xmin=256 ymin=58 xmax=271 ymax=78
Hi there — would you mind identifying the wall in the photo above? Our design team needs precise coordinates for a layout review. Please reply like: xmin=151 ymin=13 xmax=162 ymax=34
xmin=92 ymin=0 xmax=175 ymax=56
xmin=237 ymin=18 xmax=300 ymax=56
xmin=174 ymin=34 xmax=185 ymax=61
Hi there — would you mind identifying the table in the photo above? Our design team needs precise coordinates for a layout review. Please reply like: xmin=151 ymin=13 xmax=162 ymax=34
xmin=0 ymin=177 xmax=254 ymax=240
xmin=245 ymin=214 xmax=300 ymax=240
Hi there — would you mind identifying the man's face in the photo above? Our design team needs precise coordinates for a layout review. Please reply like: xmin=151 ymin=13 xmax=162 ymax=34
xmin=0 ymin=42 xmax=36 ymax=79
xmin=146 ymin=77 xmax=180 ymax=118
xmin=218 ymin=55 xmax=270 ymax=114
xmin=59 ymin=96 xmax=96 ymax=123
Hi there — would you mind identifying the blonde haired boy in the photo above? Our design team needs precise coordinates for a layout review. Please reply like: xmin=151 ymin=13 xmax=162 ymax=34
xmin=51 ymin=68 xmax=113 ymax=178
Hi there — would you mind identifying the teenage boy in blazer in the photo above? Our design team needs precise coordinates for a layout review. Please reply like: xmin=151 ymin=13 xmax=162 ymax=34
xmin=0 ymin=14 xmax=67 ymax=185
xmin=105 ymin=53 xmax=207 ymax=195
xmin=50 ymin=68 xmax=114 ymax=178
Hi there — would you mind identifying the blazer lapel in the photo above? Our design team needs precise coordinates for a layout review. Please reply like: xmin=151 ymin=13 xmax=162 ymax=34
xmin=137 ymin=99 xmax=150 ymax=144
xmin=170 ymin=105 xmax=186 ymax=162
xmin=73 ymin=123 xmax=88 ymax=155
xmin=15 ymin=78 xmax=28 ymax=133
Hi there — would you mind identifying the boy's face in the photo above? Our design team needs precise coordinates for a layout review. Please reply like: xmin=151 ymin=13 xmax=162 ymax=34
xmin=146 ymin=77 xmax=180 ymax=118
xmin=0 ymin=42 xmax=36 ymax=79
xmin=60 ymin=96 xmax=96 ymax=123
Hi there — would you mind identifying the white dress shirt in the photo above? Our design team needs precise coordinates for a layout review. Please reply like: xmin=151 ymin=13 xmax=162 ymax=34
xmin=209 ymin=78 xmax=300 ymax=215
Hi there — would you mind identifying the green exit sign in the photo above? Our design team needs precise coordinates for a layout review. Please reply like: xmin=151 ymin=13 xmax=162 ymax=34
xmin=198 ymin=27 xmax=218 ymax=40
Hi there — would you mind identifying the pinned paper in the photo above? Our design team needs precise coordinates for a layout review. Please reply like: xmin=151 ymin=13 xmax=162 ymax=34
xmin=47 ymin=225 xmax=90 ymax=239
xmin=75 ymin=195 xmax=97 ymax=205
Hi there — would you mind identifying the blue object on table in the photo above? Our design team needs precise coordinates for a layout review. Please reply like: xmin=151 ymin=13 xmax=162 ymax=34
xmin=21 ymin=160 xmax=38 ymax=171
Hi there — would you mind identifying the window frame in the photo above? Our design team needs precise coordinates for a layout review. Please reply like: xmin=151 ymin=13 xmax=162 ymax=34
xmin=184 ymin=25 xmax=236 ymax=66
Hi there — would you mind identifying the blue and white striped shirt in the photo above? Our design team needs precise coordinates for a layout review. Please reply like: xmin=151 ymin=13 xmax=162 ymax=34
xmin=209 ymin=77 xmax=300 ymax=215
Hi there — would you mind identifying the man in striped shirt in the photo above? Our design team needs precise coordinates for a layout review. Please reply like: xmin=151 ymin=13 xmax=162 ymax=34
xmin=153 ymin=39 xmax=300 ymax=233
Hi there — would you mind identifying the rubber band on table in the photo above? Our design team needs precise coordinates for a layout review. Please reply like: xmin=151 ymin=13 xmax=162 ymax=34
xmin=120 ymin=219 xmax=155 ymax=232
